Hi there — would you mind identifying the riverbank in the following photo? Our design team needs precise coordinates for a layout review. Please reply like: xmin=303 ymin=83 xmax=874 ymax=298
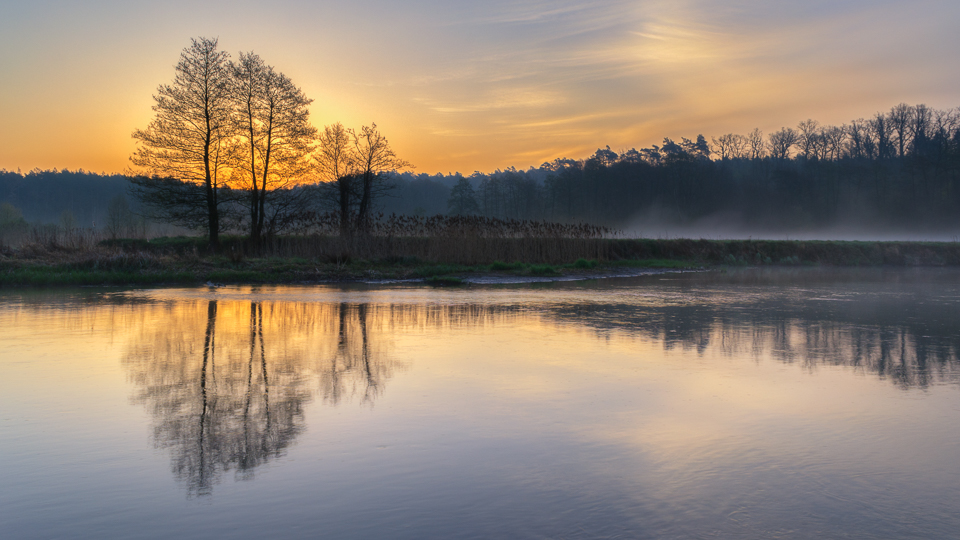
xmin=0 ymin=253 xmax=692 ymax=287
xmin=2 ymin=236 xmax=959 ymax=287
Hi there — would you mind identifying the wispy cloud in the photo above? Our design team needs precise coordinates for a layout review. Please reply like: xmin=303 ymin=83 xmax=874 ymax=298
xmin=1 ymin=0 xmax=958 ymax=174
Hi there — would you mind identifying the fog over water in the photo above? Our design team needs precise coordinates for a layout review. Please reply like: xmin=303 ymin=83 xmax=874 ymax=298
xmin=625 ymin=208 xmax=960 ymax=241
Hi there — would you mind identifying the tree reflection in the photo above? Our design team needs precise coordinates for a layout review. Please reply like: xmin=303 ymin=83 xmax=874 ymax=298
xmin=113 ymin=279 xmax=960 ymax=495
xmin=321 ymin=302 xmax=392 ymax=404
xmin=123 ymin=299 xmax=400 ymax=496
xmin=540 ymin=283 xmax=960 ymax=389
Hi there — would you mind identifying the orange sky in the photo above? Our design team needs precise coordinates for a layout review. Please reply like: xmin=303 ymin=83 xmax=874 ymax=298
xmin=1 ymin=0 xmax=958 ymax=175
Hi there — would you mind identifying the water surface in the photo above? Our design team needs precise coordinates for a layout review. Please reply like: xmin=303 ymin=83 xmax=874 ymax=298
xmin=2 ymin=268 xmax=959 ymax=539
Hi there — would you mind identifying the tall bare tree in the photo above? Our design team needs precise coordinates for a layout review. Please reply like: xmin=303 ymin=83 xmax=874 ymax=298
xmin=889 ymin=103 xmax=913 ymax=158
xmin=231 ymin=52 xmax=316 ymax=244
xmin=315 ymin=122 xmax=357 ymax=237
xmin=349 ymin=123 xmax=411 ymax=233
xmin=870 ymin=112 xmax=894 ymax=160
xmin=747 ymin=128 xmax=765 ymax=159
xmin=130 ymin=37 xmax=233 ymax=248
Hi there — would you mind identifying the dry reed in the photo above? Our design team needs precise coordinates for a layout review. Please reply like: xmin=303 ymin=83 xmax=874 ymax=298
xmin=258 ymin=213 xmax=620 ymax=264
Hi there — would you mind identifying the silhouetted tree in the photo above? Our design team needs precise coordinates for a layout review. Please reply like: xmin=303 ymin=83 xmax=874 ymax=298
xmin=797 ymin=119 xmax=821 ymax=159
xmin=870 ymin=112 xmax=894 ymax=160
xmin=230 ymin=52 xmax=316 ymax=245
xmin=748 ymin=128 xmax=765 ymax=159
xmin=315 ymin=122 xmax=357 ymax=237
xmin=350 ymin=123 xmax=411 ymax=233
xmin=889 ymin=103 xmax=913 ymax=158
xmin=768 ymin=127 xmax=799 ymax=159
xmin=130 ymin=37 xmax=234 ymax=249
xmin=713 ymin=134 xmax=748 ymax=160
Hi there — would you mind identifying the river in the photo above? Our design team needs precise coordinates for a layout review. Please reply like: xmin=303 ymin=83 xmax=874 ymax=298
xmin=2 ymin=268 xmax=959 ymax=539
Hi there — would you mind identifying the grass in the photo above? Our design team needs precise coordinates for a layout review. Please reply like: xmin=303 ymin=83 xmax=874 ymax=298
xmin=4 ymin=235 xmax=960 ymax=287
xmin=529 ymin=264 xmax=561 ymax=276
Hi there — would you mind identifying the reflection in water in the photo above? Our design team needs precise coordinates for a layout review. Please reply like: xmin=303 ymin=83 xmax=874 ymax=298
xmin=540 ymin=285 xmax=960 ymax=389
xmin=5 ymin=272 xmax=960 ymax=537
xmin=111 ymin=275 xmax=960 ymax=495
xmin=324 ymin=303 xmax=381 ymax=404
xmin=123 ymin=300 xmax=401 ymax=496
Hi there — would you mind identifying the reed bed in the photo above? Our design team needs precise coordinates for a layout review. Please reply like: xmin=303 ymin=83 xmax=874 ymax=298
xmin=335 ymin=213 xmax=616 ymax=240
xmin=1 ymin=225 xmax=109 ymax=253
xmin=256 ymin=236 xmax=609 ymax=265
xmin=256 ymin=213 xmax=619 ymax=264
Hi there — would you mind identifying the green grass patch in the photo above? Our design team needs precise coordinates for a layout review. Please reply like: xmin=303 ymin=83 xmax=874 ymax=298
xmin=570 ymin=258 xmax=598 ymax=269
xmin=490 ymin=261 xmax=527 ymax=271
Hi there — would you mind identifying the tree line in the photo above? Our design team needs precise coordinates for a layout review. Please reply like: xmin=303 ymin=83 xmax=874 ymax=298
xmin=424 ymin=102 xmax=960 ymax=232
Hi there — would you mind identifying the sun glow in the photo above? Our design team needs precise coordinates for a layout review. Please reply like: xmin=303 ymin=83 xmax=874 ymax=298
xmin=1 ymin=1 xmax=959 ymax=175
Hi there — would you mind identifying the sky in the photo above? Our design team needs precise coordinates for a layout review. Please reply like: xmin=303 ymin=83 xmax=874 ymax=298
xmin=1 ymin=0 xmax=959 ymax=175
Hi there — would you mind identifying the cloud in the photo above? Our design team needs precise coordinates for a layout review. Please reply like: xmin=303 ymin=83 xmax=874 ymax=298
xmin=1 ymin=0 xmax=959 ymax=174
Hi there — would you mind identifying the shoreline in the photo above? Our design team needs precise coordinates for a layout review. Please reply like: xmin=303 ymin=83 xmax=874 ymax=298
xmin=3 ymin=237 xmax=960 ymax=287
xmin=0 ymin=258 xmax=699 ymax=288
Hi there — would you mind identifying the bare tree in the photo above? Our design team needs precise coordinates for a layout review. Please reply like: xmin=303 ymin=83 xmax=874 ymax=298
xmin=889 ymin=103 xmax=913 ymax=158
xmin=712 ymin=133 xmax=749 ymax=160
xmin=931 ymin=108 xmax=960 ymax=153
xmin=909 ymin=103 xmax=932 ymax=153
xmin=315 ymin=122 xmax=357 ymax=237
xmin=847 ymin=119 xmax=873 ymax=159
xmin=767 ymin=127 xmax=798 ymax=159
xmin=823 ymin=125 xmax=847 ymax=161
xmin=870 ymin=112 xmax=894 ymax=160
xmin=796 ymin=119 xmax=820 ymax=159
xmin=230 ymin=52 xmax=316 ymax=244
xmin=130 ymin=37 xmax=234 ymax=249
xmin=729 ymin=134 xmax=749 ymax=159
xmin=349 ymin=123 xmax=412 ymax=233
xmin=748 ymin=128 xmax=765 ymax=159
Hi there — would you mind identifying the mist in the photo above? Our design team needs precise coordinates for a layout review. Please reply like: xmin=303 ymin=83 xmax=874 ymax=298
xmin=623 ymin=206 xmax=960 ymax=242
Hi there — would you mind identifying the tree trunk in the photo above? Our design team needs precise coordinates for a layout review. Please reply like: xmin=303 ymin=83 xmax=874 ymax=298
xmin=356 ymin=171 xmax=373 ymax=234
xmin=206 ymin=184 xmax=219 ymax=250
xmin=338 ymin=176 xmax=351 ymax=238
xmin=203 ymin=138 xmax=220 ymax=251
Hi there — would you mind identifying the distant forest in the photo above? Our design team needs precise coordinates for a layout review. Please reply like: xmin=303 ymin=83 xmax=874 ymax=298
xmin=3 ymin=102 xmax=960 ymax=236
